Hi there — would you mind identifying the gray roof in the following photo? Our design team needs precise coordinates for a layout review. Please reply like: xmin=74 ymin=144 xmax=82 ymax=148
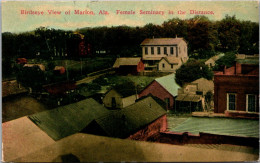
xmin=95 ymin=96 xmax=166 ymax=138
xmin=113 ymin=57 xmax=141 ymax=68
xmin=155 ymin=73 xmax=180 ymax=96
xmin=141 ymin=38 xmax=185 ymax=46
xmin=171 ymin=117 xmax=259 ymax=138
xmin=28 ymin=98 xmax=109 ymax=141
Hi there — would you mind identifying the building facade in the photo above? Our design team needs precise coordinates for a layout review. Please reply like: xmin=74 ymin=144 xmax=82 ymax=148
xmin=214 ymin=62 xmax=259 ymax=115
xmin=113 ymin=57 xmax=144 ymax=75
xmin=140 ymin=38 xmax=188 ymax=71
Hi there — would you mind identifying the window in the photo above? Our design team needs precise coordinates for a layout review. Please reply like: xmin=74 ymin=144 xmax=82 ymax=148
xmin=176 ymin=47 xmax=178 ymax=57
xmin=227 ymin=93 xmax=236 ymax=111
xmin=112 ymin=97 xmax=116 ymax=108
xmin=247 ymin=94 xmax=257 ymax=112
xmin=171 ymin=64 xmax=173 ymax=69
xmin=164 ymin=47 xmax=167 ymax=54
xmin=170 ymin=47 xmax=174 ymax=55
xmin=157 ymin=47 xmax=161 ymax=55
xmin=151 ymin=47 xmax=154 ymax=55
xmin=165 ymin=98 xmax=170 ymax=108
xmin=162 ymin=63 xmax=165 ymax=68
xmin=145 ymin=47 xmax=148 ymax=55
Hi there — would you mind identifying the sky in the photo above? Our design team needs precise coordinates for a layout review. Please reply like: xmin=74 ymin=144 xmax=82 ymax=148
xmin=2 ymin=0 xmax=259 ymax=33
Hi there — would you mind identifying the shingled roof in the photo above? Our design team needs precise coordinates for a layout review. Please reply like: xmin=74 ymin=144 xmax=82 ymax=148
xmin=95 ymin=96 xmax=166 ymax=138
xmin=140 ymin=38 xmax=185 ymax=46
xmin=28 ymin=98 xmax=109 ymax=141
xmin=113 ymin=57 xmax=142 ymax=68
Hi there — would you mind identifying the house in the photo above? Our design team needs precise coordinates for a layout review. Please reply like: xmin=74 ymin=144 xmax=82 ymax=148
xmin=54 ymin=66 xmax=66 ymax=74
xmin=175 ymin=78 xmax=214 ymax=112
xmin=28 ymin=98 xmax=109 ymax=141
xmin=158 ymin=56 xmax=183 ymax=72
xmin=205 ymin=53 xmax=224 ymax=68
xmin=2 ymin=80 xmax=28 ymax=98
xmin=140 ymin=37 xmax=188 ymax=71
xmin=113 ymin=57 xmax=144 ymax=75
xmin=103 ymin=87 xmax=137 ymax=109
xmin=214 ymin=62 xmax=259 ymax=117
xmin=89 ymin=96 xmax=167 ymax=139
xmin=139 ymin=73 xmax=180 ymax=110
xmin=23 ymin=64 xmax=45 ymax=71
xmin=16 ymin=58 xmax=28 ymax=64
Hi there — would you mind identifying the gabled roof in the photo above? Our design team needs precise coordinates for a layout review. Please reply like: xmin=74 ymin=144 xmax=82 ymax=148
xmin=190 ymin=78 xmax=214 ymax=93
xmin=140 ymin=38 xmax=185 ymax=46
xmin=95 ymin=96 xmax=166 ymax=138
xmin=113 ymin=57 xmax=142 ymax=68
xmin=155 ymin=73 xmax=180 ymax=96
xmin=160 ymin=57 xmax=181 ymax=64
xmin=28 ymin=98 xmax=109 ymax=140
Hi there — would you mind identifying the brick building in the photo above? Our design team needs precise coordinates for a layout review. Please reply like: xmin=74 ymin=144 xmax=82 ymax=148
xmin=139 ymin=73 xmax=180 ymax=110
xmin=214 ymin=62 xmax=259 ymax=116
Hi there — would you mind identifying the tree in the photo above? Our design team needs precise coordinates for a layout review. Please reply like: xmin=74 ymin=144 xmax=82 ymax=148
xmin=214 ymin=51 xmax=236 ymax=70
xmin=175 ymin=59 xmax=213 ymax=87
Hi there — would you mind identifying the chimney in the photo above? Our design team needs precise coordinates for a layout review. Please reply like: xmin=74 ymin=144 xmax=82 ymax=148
xmin=223 ymin=66 xmax=226 ymax=74
xmin=176 ymin=35 xmax=178 ymax=38
xmin=235 ymin=62 xmax=242 ymax=74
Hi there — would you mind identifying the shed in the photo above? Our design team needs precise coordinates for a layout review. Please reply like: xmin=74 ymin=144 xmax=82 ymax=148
xmin=158 ymin=57 xmax=182 ymax=72
xmin=113 ymin=57 xmax=144 ymax=75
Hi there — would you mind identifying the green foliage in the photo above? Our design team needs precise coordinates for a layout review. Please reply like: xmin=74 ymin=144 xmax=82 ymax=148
xmin=214 ymin=51 xmax=236 ymax=70
xmin=175 ymin=59 xmax=213 ymax=87
xmin=17 ymin=66 xmax=46 ymax=90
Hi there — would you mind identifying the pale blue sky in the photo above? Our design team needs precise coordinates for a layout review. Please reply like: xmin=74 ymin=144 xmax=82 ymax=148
xmin=2 ymin=1 xmax=259 ymax=33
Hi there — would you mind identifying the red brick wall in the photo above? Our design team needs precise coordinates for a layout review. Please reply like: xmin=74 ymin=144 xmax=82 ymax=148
xmin=128 ymin=115 xmax=167 ymax=141
xmin=214 ymin=75 xmax=259 ymax=113
xmin=139 ymin=81 xmax=174 ymax=110
xmin=137 ymin=61 xmax=145 ymax=72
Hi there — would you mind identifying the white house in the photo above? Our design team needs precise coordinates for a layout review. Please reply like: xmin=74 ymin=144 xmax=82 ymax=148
xmin=140 ymin=37 xmax=188 ymax=71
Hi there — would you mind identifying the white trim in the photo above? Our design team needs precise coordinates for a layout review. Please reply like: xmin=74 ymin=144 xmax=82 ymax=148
xmin=227 ymin=93 xmax=236 ymax=111
xmin=246 ymin=94 xmax=257 ymax=113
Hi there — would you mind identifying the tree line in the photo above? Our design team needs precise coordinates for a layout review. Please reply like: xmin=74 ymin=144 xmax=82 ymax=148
xmin=2 ymin=15 xmax=259 ymax=77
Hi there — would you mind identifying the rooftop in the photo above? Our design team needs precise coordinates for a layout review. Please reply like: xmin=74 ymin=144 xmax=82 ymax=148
xmin=113 ymin=57 xmax=141 ymax=68
xmin=170 ymin=117 xmax=259 ymax=138
xmin=28 ymin=98 xmax=109 ymax=140
xmin=161 ymin=57 xmax=181 ymax=64
xmin=12 ymin=133 xmax=259 ymax=162
xmin=95 ymin=96 xmax=166 ymax=138
xmin=140 ymin=38 xmax=185 ymax=46
xmin=155 ymin=73 xmax=180 ymax=96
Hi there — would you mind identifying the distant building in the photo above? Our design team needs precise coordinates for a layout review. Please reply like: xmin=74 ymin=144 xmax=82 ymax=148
xmin=176 ymin=78 xmax=214 ymax=112
xmin=158 ymin=57 xmax=183 ymax=72
xmin=23 ymin=64 xmax=45 ymax=71
xmin=139 ymin=73 xmax=180 ymax=110
xmin=103 ymin=88 xmax=137 ymax=109
xmin=214 ymin=62 xmax=259 ymax=117
xmin=54 ymin=66 xmax=66 ymax=74
xmin=43 ymin=81 xmax=77 ymax=96
xmin=140 ymin=37 xmax=188 ymax=71
xmin=2 ymin=80 xmax=28 ymax=98
xmin=16 ymin=58 xmax=27 ymax=64
xmin=113 ymin=57 xmax=144 ymax=75
xmin=205 ymin=53 xmax=224 ymax=68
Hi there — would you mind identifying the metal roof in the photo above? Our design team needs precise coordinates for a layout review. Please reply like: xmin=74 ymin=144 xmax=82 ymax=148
xmin=28 ymin=98 xmax=109 ymax=141
xmin=171 ymin=117 xmax=259 ymax=138
xmin=155 ymin=73 xmax=180 ymax=97
xmin=140 ymin=38 xmax=185 ymax=46
xmin=175 ymin=94 xmax=202 ymax=102
xmin=95 ymin=96 xmax=166 ymax=138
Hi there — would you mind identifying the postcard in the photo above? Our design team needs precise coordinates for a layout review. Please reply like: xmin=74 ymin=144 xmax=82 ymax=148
xmin=2 ymin=0 xmax=259 ymax=162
